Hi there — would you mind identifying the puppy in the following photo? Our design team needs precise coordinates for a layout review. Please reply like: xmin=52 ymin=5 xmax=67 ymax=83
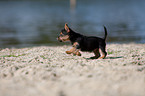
xmin=57 ymin=23 xmax=107 ymax=59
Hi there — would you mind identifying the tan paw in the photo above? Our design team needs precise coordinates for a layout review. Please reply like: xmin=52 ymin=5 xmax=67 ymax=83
xmin=73 ymin=51 xmax=81 ymax=56
xmin=98 ymin=56 xmax=105 ymax=59
xmin=66 ymin=51 xmax=72 ymax=54
xmin=76 ymin=52 xmax=81 ymax=56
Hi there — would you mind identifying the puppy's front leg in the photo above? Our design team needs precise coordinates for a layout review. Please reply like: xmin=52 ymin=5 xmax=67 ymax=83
xmin=66 ymin=47 xmax=76 ymax=54
xmin=73 ymin=49 xmax=81 ymax=56
xmin=66 ymin=42 xmax=81 ymax=56
xmin=66 ymin=47 xmax=81 ymax=56
xmin=72 ymin=42 xmax=81 ymax=56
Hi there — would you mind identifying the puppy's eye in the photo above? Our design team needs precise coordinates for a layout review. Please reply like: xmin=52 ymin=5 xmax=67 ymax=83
xmin=60 ymin=29 xmax=68 ymax=35
xmin=60 ymin=34 xmax=63 ymax=36
xmin=61 ymin=29 xmax=65 ymax=32
xmin=60 ymin=32 xmax=63 ymax=35
xmin=63 ymin=31 xmax=68 ymax=35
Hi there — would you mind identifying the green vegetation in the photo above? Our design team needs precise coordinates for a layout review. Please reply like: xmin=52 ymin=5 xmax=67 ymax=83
xmin=108 ymin=51 xmax=113 ymax=55
xmin=1 ymin=54 xmax=26 ymax=57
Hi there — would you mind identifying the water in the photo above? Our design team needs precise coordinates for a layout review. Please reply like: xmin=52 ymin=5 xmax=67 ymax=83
xmin=0 ymin=0 xmax=145 ymax=48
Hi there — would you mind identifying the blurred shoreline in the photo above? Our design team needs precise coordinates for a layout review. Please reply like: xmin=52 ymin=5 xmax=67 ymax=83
xmin=0 ymin=0 xmax=145 ymax=48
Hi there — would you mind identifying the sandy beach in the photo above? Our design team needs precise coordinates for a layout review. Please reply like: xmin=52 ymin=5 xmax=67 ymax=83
xmin=0 ymin=44 xmax=145 ymax=96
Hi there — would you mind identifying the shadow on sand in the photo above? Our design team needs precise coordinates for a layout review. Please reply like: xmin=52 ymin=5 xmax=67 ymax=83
xmin=84 ymin=56 xmax=123 ymax=60
xmin=105 ymin=56 xmax=123 ymax=59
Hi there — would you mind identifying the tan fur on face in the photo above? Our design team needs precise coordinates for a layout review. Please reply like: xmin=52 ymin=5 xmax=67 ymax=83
xmin=58 ymin=35 xmax=70 ymax=42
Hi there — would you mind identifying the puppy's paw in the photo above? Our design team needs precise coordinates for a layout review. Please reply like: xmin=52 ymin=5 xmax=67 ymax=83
xmin=98 ymin=57 xmax=104 ymax=59
xmin=73 ymin=51 xmax=81 ymax=56
xmin=90 ymin=56 xmax=98 ymax=59
xmin=66 ymin=51 xmax=72 ymax=54
xmin=76 ymin=52 xmax=81 ymax=56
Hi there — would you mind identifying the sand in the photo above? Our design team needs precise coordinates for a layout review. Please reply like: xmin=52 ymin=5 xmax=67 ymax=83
xmin=0 ymin=44 xmax=145 ymax=96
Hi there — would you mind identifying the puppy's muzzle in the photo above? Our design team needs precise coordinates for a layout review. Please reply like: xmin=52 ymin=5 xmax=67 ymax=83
xmin=57 ymin=36 xmax=62 ymax=42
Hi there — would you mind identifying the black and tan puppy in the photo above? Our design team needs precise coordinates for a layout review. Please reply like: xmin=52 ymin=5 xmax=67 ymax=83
xmin=57 ymin=23 xmax=107 ymax=59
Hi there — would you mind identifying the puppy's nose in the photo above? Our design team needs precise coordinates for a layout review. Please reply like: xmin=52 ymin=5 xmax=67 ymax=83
xmin=57 ymin=36 xmax=59 ymax=40
xmin=57 ymin=36 xmax=62 ymax=42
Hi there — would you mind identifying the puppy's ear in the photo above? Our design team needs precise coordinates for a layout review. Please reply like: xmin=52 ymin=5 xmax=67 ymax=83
xmin=65 ymin=23 xmax=70 ymax=33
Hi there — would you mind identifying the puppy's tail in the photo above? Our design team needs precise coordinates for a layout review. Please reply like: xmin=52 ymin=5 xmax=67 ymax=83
xmin=103 ymin=26 xmax=108 ymax=41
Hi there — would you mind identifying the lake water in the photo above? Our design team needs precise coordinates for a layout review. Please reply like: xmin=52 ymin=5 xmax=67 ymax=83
xmin=0 ymin=0 xmax=145 ymax=48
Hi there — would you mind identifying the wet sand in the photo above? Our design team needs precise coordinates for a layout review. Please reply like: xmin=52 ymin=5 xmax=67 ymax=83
xmin=0 ymin=44 xmax=145 ymax=96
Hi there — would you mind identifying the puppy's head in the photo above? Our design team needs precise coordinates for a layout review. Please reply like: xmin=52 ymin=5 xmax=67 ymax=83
xmin=57 ymin=23 xmax=70 ymax=42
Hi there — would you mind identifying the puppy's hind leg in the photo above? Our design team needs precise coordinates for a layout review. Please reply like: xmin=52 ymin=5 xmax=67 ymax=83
xmin=90 ymin=48 xmax=100 ymax=59
xmin=98 ymin=48 xmax=107 ymax=59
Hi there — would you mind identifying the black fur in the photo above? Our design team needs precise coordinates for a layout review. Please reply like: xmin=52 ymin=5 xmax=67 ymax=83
xmin=58 ymin=24 xmax=108 ymax=59
xmin=64 ymin=27 xmax=107 ymax=53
